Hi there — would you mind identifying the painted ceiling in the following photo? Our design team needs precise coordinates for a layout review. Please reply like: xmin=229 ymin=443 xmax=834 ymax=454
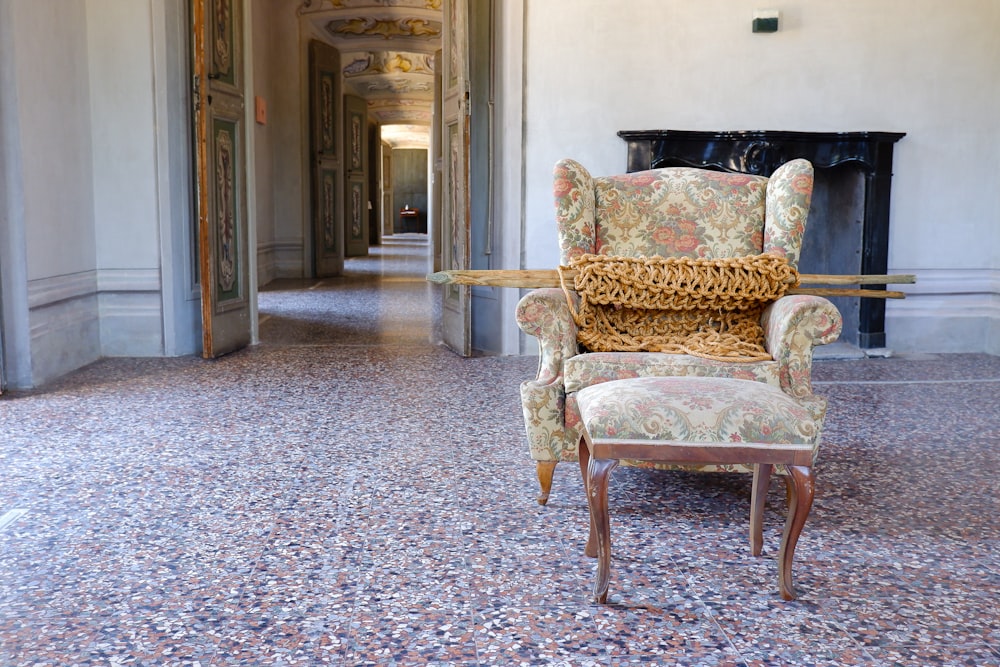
xmin=299 ymin=0 xmax=441 ymax=148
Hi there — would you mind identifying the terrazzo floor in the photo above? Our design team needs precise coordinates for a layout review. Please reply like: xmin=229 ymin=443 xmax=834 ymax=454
xmin=1 ymin=235 xmax=998 ymax=666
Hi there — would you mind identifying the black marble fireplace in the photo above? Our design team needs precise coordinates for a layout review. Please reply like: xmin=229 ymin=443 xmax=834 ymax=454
xmin=619 ymin=130 xmax=905 ymax=349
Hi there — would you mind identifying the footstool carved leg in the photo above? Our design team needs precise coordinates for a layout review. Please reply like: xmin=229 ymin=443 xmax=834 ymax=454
xmin=750 ymin=463 xmax=773 ymax=557
xmin=578 ymin=437 xmax=598 ymax=559
xmin=587 ymin=456 xmax=619 ymax=604
xmin=778 ymin=464 xmax=815 ymax=600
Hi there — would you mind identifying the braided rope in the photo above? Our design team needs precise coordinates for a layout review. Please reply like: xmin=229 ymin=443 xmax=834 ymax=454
xmin=559 ymin=254 xmax=797 ymax=362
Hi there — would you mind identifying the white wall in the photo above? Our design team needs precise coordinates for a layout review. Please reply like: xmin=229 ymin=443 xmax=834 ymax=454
xmin=520 ymin=0 xmax=1000 ymax=353
xmin=494 ymin=0 xmax=527 ymax=355
xmin=87 ymin=0 xmax=166 ymax=357
xmin=16 ymin=2 xmax=97 ymax=281
xmin=152 ymin=0 xmax=200 ymax=357
xmin=252 ymin=0 xmax=307 ymax=283
xmin=252 ymin=0 xmax=278 ymax=285
xmin=9 ymin=0 xmax=101 ymax=383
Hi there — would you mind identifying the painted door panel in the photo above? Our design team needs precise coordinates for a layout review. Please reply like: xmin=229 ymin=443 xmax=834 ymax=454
xmin=344 ymin=95 xmax=369 ymax=257
xmin=193 ymin=0 xmax=251 ymax=358
xmin=439 ymin=0 xmax=471 ymax=356
xmin=311 ymin=40 xmax=343 ymax=277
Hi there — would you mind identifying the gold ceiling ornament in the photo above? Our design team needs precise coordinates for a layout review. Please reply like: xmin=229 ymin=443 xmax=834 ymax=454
xmin=328 ymin=16 xmax=441 ymax=40
xmin=343 ymin=51 xmax=435 ymax=77
xmin=365 ymin=78 xmax=433 ymax=94
xmin=330 ymin=0 xmax=441 ymax=7
xmin=368 ymin=98 xmax=425 ymax=108
xmin=371 ymin=109 xmax=433 ymax=124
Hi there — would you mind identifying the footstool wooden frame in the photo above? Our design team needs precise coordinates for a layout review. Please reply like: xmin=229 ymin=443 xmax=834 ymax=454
xmin=575 ymin=376 xmax=819 ymax=602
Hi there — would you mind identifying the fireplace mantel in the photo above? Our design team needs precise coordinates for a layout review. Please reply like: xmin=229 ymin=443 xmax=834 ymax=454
xmin=619 ymin=129 xmax=906 ymax=349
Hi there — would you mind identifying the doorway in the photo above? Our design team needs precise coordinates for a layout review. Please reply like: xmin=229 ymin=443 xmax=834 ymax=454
xmin=193 ymin=0 xmax=511 ymax=358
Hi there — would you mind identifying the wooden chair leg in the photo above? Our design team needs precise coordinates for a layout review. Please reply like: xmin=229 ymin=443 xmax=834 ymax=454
xmin=578 ymin=437 xmax=598 ymax=558
xmin=587 ymin=457 xmax=619 ymax=604
xmin=536 ymin=460 xmax=557 ymax=505
xmin=778 ymin=464 xmax=815 ymax=601
xmin=750 ymin=463 xmax=773 ymax=557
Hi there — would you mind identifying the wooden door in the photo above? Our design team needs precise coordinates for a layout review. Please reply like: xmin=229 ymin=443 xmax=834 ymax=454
xmin=310 ymin=40 xmax=343 ymax=277
xmin=381 ymin=147 xmax=393 ymax=237
xmin=344 ymin=95 xmax=369 ymax=257
xmin=192 ymin=0 xmax=251 ymax=357
xmin=439 ymin=0 xmax=472 ymax=355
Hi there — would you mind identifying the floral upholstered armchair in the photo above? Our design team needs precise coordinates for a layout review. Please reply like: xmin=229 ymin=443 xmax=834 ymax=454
xmin=516 ymin=158 xmax=843 ymax=504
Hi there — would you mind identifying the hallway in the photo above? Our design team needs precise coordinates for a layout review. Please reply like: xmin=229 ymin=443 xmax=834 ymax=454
xmin=1 ymin=238 xmax=998 ymax=665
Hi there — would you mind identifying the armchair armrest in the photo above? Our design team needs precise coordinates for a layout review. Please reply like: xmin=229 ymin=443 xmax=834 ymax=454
xmin=516 ymin=288 xmax=580 ymax=384
xmin=762 ymin=295 xmax=843 ymax=398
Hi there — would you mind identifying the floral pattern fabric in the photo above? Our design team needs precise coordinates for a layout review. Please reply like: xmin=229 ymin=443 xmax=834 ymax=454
xmin=555 ymin=159 xmax=773 ymax=263
xmin=762 ymin=295 xmax=843 ymax=398
xmin=563 ymin=352 xmax=781 ymax=394
xmin=576 ymin=377 xmax=819 ymax=446
xmin=763 ymin=159 xmax=814 ymax=269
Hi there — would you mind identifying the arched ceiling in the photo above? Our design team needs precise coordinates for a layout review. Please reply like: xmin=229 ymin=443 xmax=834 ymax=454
xmin=299 ymin=0 xmax=441 ymax=148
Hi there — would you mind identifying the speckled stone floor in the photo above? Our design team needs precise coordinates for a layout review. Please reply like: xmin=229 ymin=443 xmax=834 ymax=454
xmin=1 ymin=236 xmax=998 ymax=666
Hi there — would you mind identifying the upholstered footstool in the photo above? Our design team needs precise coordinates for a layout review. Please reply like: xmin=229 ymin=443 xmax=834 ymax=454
xmin=575 ymin=376 xmax=820 ymax=602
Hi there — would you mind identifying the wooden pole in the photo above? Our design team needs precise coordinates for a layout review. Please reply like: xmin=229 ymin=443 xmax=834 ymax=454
xmin=426 ymin=269 xmax=914 ymax=298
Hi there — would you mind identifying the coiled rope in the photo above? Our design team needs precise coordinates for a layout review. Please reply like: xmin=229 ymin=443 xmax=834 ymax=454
xmin=558 ymin=253 xmax=797 ymax=362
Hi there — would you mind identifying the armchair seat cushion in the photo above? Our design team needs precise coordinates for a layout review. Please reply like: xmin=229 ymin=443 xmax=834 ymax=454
xmin=576 ymin=376 xmax=820 ymax=445
xmin=563 ymin=352 xmax=781 ymax=394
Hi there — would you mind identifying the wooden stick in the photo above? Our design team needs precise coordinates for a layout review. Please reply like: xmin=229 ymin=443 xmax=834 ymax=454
xmin=788 ymin=288 xmax=905 ymax=299
xmin=426 ymin=268 xmax=915 ymax=299
xmin=797 ymin=273 xmax=915 ymax=286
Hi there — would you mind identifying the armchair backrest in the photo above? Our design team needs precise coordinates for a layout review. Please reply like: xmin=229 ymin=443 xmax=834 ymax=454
xmin=553 ymin=158 xmax=814 ymax=269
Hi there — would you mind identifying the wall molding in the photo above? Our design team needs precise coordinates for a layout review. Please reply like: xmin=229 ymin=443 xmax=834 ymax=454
xmin=27 ymin=268 xmax=163 ymax=309
xmin=96 ymin=268 xmax=162 ymax=293
xmin=258 ymin=239 xmax=305 ymax=281
xmin=28 ymin=293 xmax=101 ymax=386
xmin=27 ymin=271 xmax=97 ymax=309
xmin=887 ymin=268 xmax=1000 ymax=354
xmin=888 ymin=268 xmax=1000 ymax=317
xmin=27 ymin=269 xmax=167 ymax=372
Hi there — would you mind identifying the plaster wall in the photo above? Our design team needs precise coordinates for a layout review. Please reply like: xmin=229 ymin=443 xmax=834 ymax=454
xmin=88 ymin=0 xmax=160 ymax=271
xmin=87 ymin=0 xmax=165 ymax=356
xmin=0 ymin=0 xmax=33 ymax=387
xmin=9 ymin=0 xmax=101 ymax=383
xmin=493 ymin=0 xmax=526 ymax=355
xmin=520 ymin=0 xmax=1000 ymax=353
xmin=252 ymin=0 xmax=278 ymax=285
xmin=15 ymin=2 xmax=97 ymax=282
xmin=152 ymin=0 xmax=200 ymax=357
xmin=258 ymin=0 xmax=307 ymax=281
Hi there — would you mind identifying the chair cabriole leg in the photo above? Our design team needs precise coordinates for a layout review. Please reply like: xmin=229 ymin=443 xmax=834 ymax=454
xmin=578 ymin=437 xmax=598 ymax=558
xmin=587 ymin=456 xmax=619 ymax=604
xmin=778 ymin=464 xmax=815 ymax=601
xmin=750 ymin=463 xmax=773 ymax=557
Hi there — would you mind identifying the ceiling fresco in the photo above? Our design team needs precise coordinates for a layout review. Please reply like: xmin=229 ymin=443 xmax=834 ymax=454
xmin=299 ymin=0 xmax=442 ymax=148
